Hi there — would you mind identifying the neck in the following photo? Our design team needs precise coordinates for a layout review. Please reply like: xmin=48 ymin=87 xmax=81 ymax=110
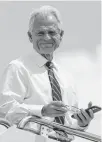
xmin=42 ymin=54 xmax=53 ymax=61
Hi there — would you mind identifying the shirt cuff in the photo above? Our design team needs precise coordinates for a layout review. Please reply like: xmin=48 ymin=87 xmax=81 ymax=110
xmin=28 ymin=105 xmax=44 ymax=117
xmin=70 ymin=119 xmax=88 ymax=131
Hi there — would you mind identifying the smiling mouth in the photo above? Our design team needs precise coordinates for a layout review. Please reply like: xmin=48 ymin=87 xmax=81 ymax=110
xmin=39 ymin=43 xmax=54 ymax=48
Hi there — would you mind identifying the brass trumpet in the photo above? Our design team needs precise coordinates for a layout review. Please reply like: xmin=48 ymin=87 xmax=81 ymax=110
xmin=17 ymin=115 xmax=101 ymax=142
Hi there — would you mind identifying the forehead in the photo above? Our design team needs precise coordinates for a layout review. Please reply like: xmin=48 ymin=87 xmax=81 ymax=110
xmin=33 ymin=14 xmax=59 ymax=31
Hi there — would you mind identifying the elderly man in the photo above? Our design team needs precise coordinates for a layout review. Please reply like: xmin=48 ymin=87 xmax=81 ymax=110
xmin=0 ymin=5 xmax=94 ymax=141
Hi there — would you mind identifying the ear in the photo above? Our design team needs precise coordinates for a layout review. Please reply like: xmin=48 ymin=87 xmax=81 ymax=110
xmin=27 ymin=31 xmax=33 ymax=43
xmin=60 ymin=30 xmax=64 ymax=41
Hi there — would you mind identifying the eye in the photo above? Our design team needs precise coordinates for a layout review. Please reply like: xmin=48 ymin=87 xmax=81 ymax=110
xmin=48 ymin=31 xmax=57 ymax=36
xmin=37 ymin=31 xmax=45 ymax=36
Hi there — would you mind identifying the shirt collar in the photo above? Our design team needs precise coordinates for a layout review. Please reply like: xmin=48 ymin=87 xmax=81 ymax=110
xmin=32 ymin=50 xmax=57 ymax=70
xmin=34 ymin=51 xmax=47 ymax=67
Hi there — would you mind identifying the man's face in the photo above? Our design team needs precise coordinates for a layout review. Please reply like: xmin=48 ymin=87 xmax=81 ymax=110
xmin=31 ymin=14 xmax=62 ymax=55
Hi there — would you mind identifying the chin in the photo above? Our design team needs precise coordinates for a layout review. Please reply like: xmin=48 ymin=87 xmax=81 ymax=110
xmin=40 ymin=48 xmax=55 ymax=54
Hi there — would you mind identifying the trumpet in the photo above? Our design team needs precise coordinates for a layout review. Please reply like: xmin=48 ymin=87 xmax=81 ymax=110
xmin=17 ymin=115 xmax=101 ymax=142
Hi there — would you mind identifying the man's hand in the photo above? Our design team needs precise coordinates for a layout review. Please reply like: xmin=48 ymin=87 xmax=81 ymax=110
xmin=72 ymin=102 xmax=94 ymax=127
xmin=41 ymin=101 xmax=67 ymax=117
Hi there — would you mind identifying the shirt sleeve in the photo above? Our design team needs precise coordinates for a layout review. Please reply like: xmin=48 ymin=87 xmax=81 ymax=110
xmin=0 ymin=62 xmax=43 ymax=125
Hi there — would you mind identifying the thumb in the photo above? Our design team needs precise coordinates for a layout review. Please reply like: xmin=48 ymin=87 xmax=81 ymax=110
xmin=88 ymin=101 xmax=92 ymax=108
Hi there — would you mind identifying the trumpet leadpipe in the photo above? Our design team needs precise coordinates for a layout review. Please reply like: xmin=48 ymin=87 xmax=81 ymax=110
xmin=18 ymin=116 xmax=102 ymax=142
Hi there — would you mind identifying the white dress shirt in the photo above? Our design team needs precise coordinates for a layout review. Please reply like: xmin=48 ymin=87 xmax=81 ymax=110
xmin=0 ymin=50 xmax=87 ymax=138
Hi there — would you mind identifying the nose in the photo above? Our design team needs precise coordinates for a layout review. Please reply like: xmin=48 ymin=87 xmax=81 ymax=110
xmin=44 ymin=33 xmax=51 ymax=40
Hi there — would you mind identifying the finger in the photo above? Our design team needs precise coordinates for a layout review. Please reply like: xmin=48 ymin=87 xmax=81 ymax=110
xmin=73 ymin=113 xmax=82 ymax=122
xmin=51 ymin=101 xmax=65 ymax=107
xmin=53 ymin=106 xmax=67 ymax=113
xmin=77 ymin=111 xmax=88 ymax=125
xmin=88 ymin=101 xmax=92 ymax=108
xmin=47 ymin=109 xmax=66 ymax=117
xmin=73 ymin=113 xmax=88 ymax=127
xmin=88 ymin=109 xmax=94 ymax=119
xmin=51 ymin=110 xmax=65 ymax=115
xmin=55 ymin=113 xmax=66 ymax=117
xmin=47 ymin=113 xmax=65 ymax=117
xmin=81 ymin=109 xmax=90 ymax=120
xmin=51 ymin=111 xmax=66 ymax=117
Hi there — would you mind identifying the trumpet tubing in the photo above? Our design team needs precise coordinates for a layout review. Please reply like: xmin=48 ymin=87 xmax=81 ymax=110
xmin=18 ymin=116 xmax=102 ymax=142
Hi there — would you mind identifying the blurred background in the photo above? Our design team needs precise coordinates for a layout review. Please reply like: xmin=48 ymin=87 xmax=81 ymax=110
xmin=0 ymin=1 xmax=101 ymax=141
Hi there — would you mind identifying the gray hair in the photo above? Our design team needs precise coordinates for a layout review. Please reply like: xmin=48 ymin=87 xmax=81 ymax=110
xmin=28 ymin=5 xmax=62 ymax=35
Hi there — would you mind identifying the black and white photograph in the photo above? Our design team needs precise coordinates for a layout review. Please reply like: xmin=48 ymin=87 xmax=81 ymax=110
xmin=0 ymin=1 xmax=101 ymax=142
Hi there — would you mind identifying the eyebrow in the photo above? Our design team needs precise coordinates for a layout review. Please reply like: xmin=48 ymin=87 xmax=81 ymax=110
xmin=35 ymin=27 xmax=60 ymax=33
